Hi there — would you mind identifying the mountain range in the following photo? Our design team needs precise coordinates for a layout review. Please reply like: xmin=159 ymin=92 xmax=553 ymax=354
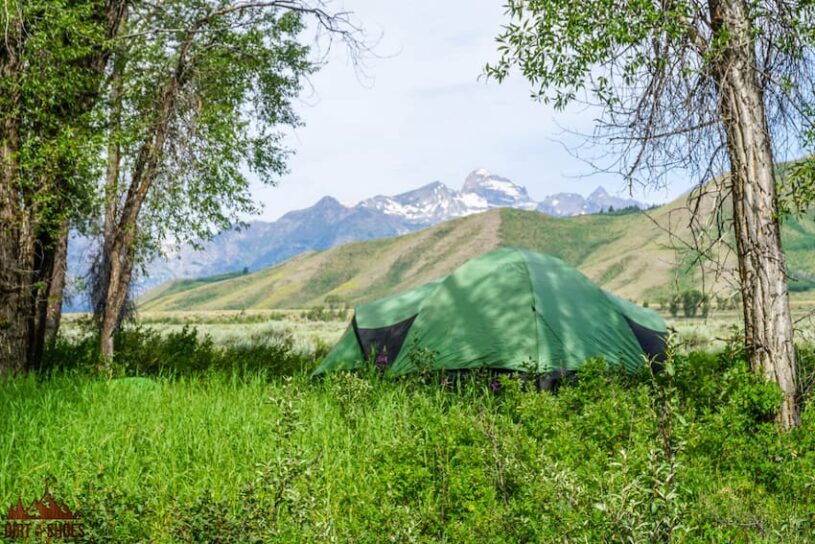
xmin=150 ymin=169 xmax=646 ymax=280
xmin=66 ymin=169 xmax=649 ymax=305
xmin=139 ymin=187 xmax=815 ymax=312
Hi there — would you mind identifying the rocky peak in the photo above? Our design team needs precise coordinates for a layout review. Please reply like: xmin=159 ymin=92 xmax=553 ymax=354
xmin=314 ymin=195 xmax=344 ymax=208
xmin=588 ymin=186 xmax=610 ymax=200
xmin=461 ymin=168 xmax=535 ymax=208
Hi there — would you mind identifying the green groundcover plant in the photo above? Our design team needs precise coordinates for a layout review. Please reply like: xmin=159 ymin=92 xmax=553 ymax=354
xmin=1 ymin=330 xmax=814 ymax=542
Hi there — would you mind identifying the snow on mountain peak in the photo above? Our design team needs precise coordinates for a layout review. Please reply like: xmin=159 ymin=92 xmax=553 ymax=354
xmin=461 ymin=169 xmax=536 ymax=209
xmin=462 ymin=168 xmax=494 ymax=190
xmin=355 ymin=170 xmax=648 ymax=224
xmin=538 ymin=185 xmax=645 ymax=216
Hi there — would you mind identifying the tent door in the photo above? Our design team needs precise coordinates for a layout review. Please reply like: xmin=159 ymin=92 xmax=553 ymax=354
xmin=353 ymin=315 xmax=417 ymax=367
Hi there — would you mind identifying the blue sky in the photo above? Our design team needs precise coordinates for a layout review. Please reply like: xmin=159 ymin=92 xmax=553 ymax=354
xmin=250 ymin=0 xmax=695 ymax=221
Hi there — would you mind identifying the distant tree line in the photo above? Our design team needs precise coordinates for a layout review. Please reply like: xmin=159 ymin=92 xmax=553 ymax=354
xmin=597 ymin=204 xmax=650 ymax=215
xmin=647 ymin=290 xmax=742 ymax=318
xmin=300 ymin=295 xmax=349 ymax=321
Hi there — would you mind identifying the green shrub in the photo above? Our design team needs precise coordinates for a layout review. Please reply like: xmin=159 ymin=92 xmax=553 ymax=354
xmin=42 ymin=325 xmax=312 ymax=378
xmin=300 ymin=306 xmax=347 ymax=322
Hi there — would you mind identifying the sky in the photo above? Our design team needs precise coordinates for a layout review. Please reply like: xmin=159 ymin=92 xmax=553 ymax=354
xmin=250 ymin=0 xmax=695 ymax=221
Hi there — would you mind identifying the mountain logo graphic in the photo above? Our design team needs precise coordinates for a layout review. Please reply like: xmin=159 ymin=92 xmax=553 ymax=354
xmin=6 ymin=493 xmax=78 ymax=521
xmin=4 ymin=492 xmax=84 ymax=540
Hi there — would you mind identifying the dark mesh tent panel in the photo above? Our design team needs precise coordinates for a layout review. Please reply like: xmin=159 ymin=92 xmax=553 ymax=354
xmin=353 ymin=315 xmax=417 ymax=365
xmin=623 ymin=316 xmax=668 ymax=363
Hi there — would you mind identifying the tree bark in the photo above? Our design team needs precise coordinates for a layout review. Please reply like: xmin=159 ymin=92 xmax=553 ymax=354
xmin=0 ymin=15 xmax=31 ymax=374
xmin=98 ymin=40 xmax=127 ymax=360
xmin=0 ymin=26 xmax=59 ymax=373
xmin=709 ymin=0 xmax=799 ymax=428
xmin=28 ymin=228 xmax=59 ymax=369
xmin=44 ymin=221 xmax=69 ymax=342
xmin=99 ymin=234 xmax=136 ymax=359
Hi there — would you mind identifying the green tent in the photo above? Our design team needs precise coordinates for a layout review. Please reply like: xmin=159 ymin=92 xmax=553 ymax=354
xmin=313 ymin=248 xmax=667 ymax=377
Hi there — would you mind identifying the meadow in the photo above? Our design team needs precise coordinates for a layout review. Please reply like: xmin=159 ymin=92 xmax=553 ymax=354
xmin=2 ymin=309 xmax=815 ymax=542
xmin=63 ymin=304 xmax=815 ymax=354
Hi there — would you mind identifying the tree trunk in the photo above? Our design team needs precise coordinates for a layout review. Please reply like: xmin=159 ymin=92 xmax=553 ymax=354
xmin=99 ymin=236 xmax=136 ymax=359
xmin=710 ymin=0 xmax=799 ymax=428
xmin=98 ymin=46 xmax=126 ymax=361
xmin=1 ymin=1 xmax=128 ymax=373
xmin=0 ymin=218 xmax=31 ymax=374
xmin=98 ymin=22 xmax=184 ymax=359
xmin=0 ymin=200 xmax=33 ymax=373
xmin=44 ymin=221 xmax=69 ymax=341
xmin=0 ymin=61 xmax=59 ymax=374
xmin=0 ymin=16 xmax=31 ymax=374
xmin=28 ymin=228 xmax=59 ymax=369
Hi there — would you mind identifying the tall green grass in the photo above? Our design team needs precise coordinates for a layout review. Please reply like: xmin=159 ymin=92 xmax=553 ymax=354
xmin=2 ymin=338 xmax=815 ymax=542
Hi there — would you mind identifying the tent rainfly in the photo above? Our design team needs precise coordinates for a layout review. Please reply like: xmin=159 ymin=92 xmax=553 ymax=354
xmin=313 ymin=248 xmax=667 ymax=378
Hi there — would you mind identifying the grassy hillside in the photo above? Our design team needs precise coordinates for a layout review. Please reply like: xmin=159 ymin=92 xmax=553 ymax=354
xmin=139 ymin=192 xmax=815 ymax=311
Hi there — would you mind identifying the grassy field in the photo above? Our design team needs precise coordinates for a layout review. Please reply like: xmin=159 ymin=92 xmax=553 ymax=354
xmin=3 ymin=310 xmax=813 ymax=541
xmin=61 ymin=310 xmax=350 ymax=355
xmin=3 ymin=353 xmax=815 ymax=542
xmin=63 ymin=304 xmax=815 ymax=353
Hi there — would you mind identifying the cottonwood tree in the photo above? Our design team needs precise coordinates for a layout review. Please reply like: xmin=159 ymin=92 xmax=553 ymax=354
xmin=487 ymin=0 xmax=815 ymax=428
xmin=0 ymin=0 xmax=127 ymax=372
xmin=93 ymin=0 xmax=363 ymax=359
